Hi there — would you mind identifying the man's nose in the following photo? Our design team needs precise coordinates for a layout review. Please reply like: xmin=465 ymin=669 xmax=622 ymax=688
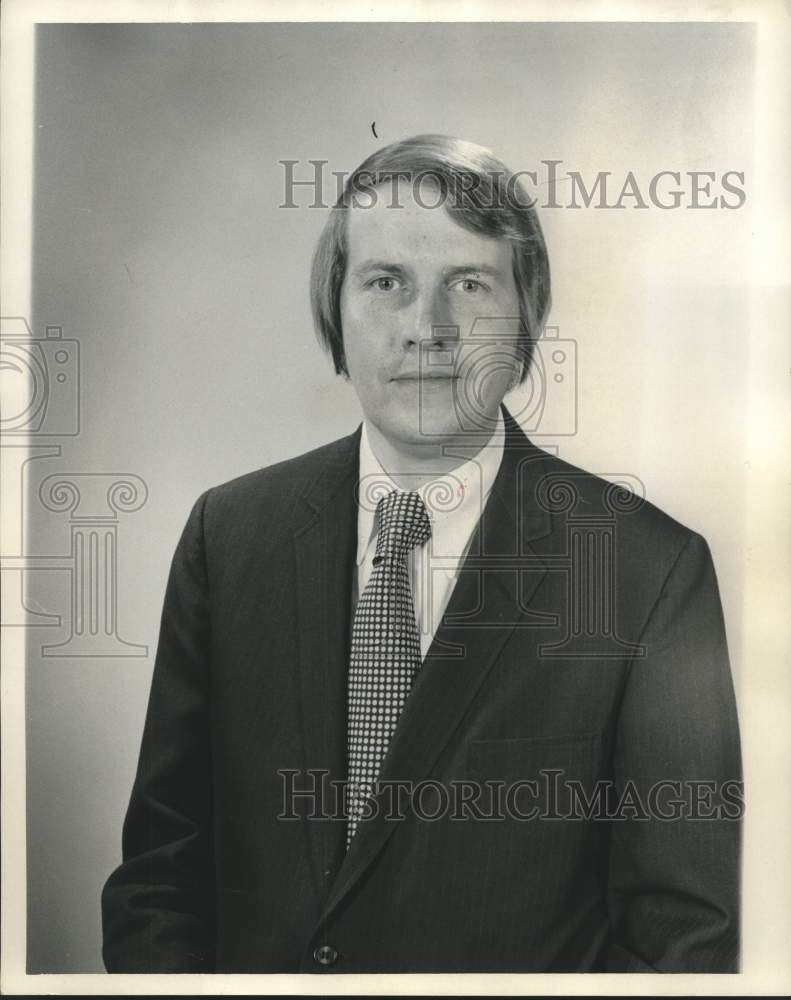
xmin=404 ymin=288 xmax=457 ymax=349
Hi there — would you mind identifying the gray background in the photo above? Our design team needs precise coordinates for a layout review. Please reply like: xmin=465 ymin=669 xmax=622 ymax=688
xmin=28 ymin=22 xmax=753 ymax=972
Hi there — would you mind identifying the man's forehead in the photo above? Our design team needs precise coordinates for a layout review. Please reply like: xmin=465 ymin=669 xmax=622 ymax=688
xmin=344 ymin=179 xmax=511 ymax=267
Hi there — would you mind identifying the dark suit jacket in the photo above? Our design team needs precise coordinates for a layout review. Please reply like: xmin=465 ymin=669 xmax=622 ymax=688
xmin=102 ymin=408 xmax=742 ymax=973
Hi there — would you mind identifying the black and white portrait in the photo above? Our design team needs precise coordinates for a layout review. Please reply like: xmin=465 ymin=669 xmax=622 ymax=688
xmin=2 ymin=1 xmax=789 ymax=994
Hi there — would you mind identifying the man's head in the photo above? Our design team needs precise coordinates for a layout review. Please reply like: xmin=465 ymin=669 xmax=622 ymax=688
xmin=310 ymin=135 xmax=551 ymax=451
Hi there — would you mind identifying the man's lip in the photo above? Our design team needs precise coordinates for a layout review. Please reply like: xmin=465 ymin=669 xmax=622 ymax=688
xmin=391 ymin=374 xmax=459 ymax=381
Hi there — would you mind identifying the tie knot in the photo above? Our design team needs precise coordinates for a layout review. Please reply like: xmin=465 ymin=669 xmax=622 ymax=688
xmin=374 ymin=490 xmax=431 ymax=560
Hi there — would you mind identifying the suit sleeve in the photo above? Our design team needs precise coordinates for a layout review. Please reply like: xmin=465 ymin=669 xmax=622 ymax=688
xmin=101 ymin=491 xmax=216 ymax=972
xmin=605 ymin=531 xmax=743 ymax=972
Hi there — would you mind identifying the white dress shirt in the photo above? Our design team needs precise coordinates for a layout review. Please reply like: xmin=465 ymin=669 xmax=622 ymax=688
xmin=355 ymin=411 xmax=506 ymax=660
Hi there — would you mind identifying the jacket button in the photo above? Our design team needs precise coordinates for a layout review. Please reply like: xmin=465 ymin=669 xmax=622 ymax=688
xmin=313 ymin=944 xmax=339 ymax=966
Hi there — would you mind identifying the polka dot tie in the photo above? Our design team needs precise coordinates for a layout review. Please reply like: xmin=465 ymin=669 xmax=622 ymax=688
xmin=346 ymin=489 xmax=432 ymax=847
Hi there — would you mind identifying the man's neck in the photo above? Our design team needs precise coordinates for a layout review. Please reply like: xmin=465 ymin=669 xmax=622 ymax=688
xmin=364 ymin=416 xmax=503 ymax=491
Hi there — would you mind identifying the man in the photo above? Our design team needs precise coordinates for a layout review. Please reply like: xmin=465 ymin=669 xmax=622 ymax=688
xmin=102 ymin=135 xmax=742 ymax=973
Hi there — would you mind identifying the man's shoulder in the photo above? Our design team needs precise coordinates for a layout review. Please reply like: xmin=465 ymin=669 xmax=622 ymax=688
xmin=527 ymin=442 xmax=701 ymax=555
xmin=200 ymin=426 xmax=360 ymax=523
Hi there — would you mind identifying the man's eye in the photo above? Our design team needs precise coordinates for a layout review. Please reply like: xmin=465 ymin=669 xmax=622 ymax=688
xmin=451 ymin=278 xmax=486 ymax=293
xmin=372 ymin=276 xmax=400 ymax=291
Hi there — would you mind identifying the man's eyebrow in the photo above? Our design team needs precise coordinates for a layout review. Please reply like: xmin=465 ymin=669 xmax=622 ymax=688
xmin=349 ymin=261 xmax=505 ymax=279
xmin=350 ymin=259 xmax=409 ymax=277
xmin=444 ymin=264 xmax=503 ymax=279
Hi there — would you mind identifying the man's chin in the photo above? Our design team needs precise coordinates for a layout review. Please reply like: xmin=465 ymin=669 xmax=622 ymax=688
xmin=418 ymin=397 xmax=502 ymax=440
xmin=382 ymin=409 xmax=497 ymax=451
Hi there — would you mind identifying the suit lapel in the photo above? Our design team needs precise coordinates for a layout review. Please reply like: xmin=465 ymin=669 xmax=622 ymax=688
xmin=293 ymin=426 xmax=361 ymax=901
xmin=317 ymin=408 xmax=555 ymax=926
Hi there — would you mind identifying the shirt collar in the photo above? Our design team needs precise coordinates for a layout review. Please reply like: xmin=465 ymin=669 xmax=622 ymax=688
xmin=356 ymin=410 xmax=506 ymax=566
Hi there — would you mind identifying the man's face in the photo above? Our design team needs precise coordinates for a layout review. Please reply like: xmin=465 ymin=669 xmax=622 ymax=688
xmin=339 ymin=177 xmax=522 ymax=451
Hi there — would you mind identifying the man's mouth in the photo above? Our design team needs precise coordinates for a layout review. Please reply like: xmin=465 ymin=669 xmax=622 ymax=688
xmin=391 ymin=374 xmax=459 ymax=381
